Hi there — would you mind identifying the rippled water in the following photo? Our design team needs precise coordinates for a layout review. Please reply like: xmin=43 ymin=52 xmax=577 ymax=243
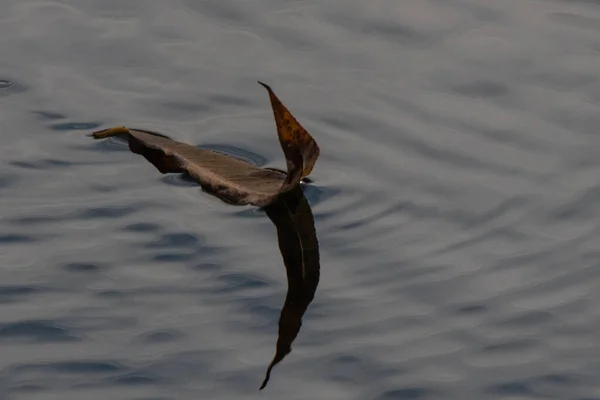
xmin=2 ymin=1 xmax=600 ymax=399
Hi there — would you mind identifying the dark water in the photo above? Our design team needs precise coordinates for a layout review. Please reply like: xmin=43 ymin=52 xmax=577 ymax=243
xmin=2 ymin=1 xmax=600 ymax=399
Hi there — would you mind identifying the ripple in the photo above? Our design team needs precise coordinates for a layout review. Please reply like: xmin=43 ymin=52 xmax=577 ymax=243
xmin=94 ymin=290 xmax=128 ymax=299
xmin=0 ymin=173 xmax=17 ymax=189
xmin=469 ymin=338 xmax=543 ymax=368
xmin=113 ymin=372 xmax=162 ymax=385
xmin=144 ymin=232 xmax=209 ymax=262
xmin=122 ymin=223 xmax=162 ymax=233
xmin=133 ymin=398 xmax=174 ymax=400
xmin=363 ymin=22 xmax=430 ymax=46
xmin=0 ymin=286 xmax=41 ymax=297
xmin=550 ymin=185 xmax=600 ymax=221
xmin=241 ymin=303 xmax=279 ymax=321
xmin=0 ymin=320 xmax=79 ymax=342
xmin=119 ymin=350 xmax=214 ymax=383
xmin=325 ymin=354 xmax=399 ymax=386
xmin=146 ymin=232 xmax=201 ymax=248
xmin=233 ymin=206 xmax=267 ymax=218
xmin=63 ymin=316 xmax=137 ymax=331
xmin=135 ymin=329 xmax=185 ymax=343
xmin=77 ymin=205 xmax=141 ymax=220
xmin=450 ymin=80 xmax=509 ymax=99
xmin=0 ymin=78 xmax=27 ymax=96
xmin=10 ymin=384 xmax=45 ymax=393
xmin=454 ymin=304 xmax=487 ymax=315
xmin=376 ymin=387 xmax=432 ymax=400
xmin=135 ymin=398 xmax=175 ymax=400
xmin=0 ymin=79 xmax=13 ymax=88
xmin=12 ymin=360 xmax=125 ymax=374
xmin=548 ymin=12 xmax=600 ymax=32
xmin=535 ymin=374 xmax=576 ymax=386
xmin=190 ymin=262 xmax=221 ymax=272
xmin=326 ymin=11 xmax=430 ymax=46
xmin=302 ymin=183 xmax=339 ymax=206
xmin=77 ymin=135 xmax=130 ymax=153
xmin=152 ymin=253 xmax=195 ymax=262
xmin=213 ymin=273 xmax=268 ymax=294
xmin=494 ymin=311 xmax=554 ymax=328
xmin=32 ymin=110 xmax=67 ymax=120
xmin=89 ymin=184 xmax=120 ymax=193
xmin=482 ymin=338 xmax=538 ymax=353
xmin=486 ymin=381 xmax=532 ymax=396
xmin=0 ymin=234 xmax=36 ymax=244
xmin=62 ymin=262 xmax=106 ymax=273
xmin=9 ymin=215 xmax=63 ymax=226
xmin=50 ymin=122 xmax=102 ymax=131
xmin=0 ymin=286 xmax=47 ymax=304
xmin=141 ymin=99 xmax=211 ymax=118
xmin=209 ymin=93 xmax=252 ymax=107
xmin=184 ymin=0 xmax=248 ymax=24
xmin=9 ymin=158 xmax=75 ymax=170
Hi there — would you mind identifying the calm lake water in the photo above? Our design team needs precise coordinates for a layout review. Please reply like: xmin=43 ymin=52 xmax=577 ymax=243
xmin=2 ymin=1 xmax=600 ymax=399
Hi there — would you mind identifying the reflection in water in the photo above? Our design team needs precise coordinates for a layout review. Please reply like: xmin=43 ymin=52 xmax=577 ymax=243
xmin=260 ymin=185 xmax=320 ymax=390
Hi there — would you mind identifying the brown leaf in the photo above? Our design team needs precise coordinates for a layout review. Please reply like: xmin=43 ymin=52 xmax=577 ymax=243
xmin=257 ymin=81 xmax=320 ymax=180
xmin=91 ymin=83 xmax=319 ymax=207
xmin=260 ymin=185 xmax=320 ymax=390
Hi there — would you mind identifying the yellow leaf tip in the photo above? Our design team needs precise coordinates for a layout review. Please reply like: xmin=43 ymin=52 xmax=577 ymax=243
xmin=91 ymin=126 xmax=130 ymax=139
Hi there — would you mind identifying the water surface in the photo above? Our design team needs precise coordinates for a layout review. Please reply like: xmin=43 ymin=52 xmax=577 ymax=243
xmin=1 ymin=1 xmax=600 ymax=399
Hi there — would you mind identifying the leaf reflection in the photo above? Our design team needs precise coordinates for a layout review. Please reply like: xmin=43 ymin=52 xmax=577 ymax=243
xmin=260 ymin=185 xmax=320 ymax=390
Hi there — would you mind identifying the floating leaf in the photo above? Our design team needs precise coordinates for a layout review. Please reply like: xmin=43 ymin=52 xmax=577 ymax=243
xmin=261 ymin=185 xmax=320 ymax=390
xmin=91 ymin=82 xmax=319 ymax=207
xmin=89 ymin=83 xmax=321 ymax=390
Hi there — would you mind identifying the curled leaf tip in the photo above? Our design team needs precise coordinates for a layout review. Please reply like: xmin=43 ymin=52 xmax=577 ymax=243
xmin=257 ymin=80 xmax=270 ymax=90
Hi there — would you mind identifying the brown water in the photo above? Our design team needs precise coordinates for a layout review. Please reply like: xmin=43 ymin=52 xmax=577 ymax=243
xmin=1 ymin=1 xmax=600 ymax=399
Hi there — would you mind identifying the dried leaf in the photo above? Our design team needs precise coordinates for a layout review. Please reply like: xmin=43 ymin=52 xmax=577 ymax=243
xmin=260 ymin=185 xmax=320 ymax=390
xmin=90 ymin=83 xmax=318 ymax=207
xmin=89 ymin=83 xmax=321 ymax=390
